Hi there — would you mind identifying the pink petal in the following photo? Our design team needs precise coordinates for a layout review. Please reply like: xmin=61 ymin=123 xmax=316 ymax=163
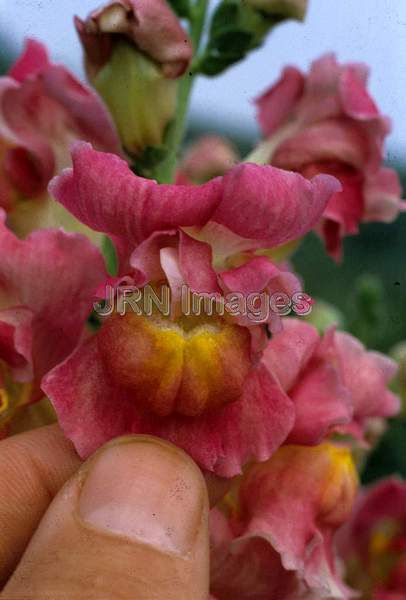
xmin=177 ymin=135 xmax=238 ymax=184
xmin=50 ymin=142 xmax=223 ymax=249
xmin=255 ymin=66 xmax=305 ymax=136
xmin=8 ymin=39 xmax=50 ymax=82
xmin=220 ymin=256 xmax=283 ymax=295
xmin=0 ymin=308 xmax=33 ymax=380
xmin=179 ymin=231 xmax=221 ymax=294
xmin=272 ymin=119 xmax=370 ymax=171
xmin=1 ymin=41 xmax=121 ymax=208
xmin=334 ymin=331 xmax=400 ymax=420
xmin=238 ymin=445 xmax=357 ymax=598
xmin=339 ymin=478 xmax=406 ymax=562
xmin=364 ymin=167 xmax=404 ymax=223
xmin=129 ymin=230 xmax=177 ymax=286
xmin=262 ymin=318 xmax=320 ymax=391
xmin=43 ymin=346 xmax=295 ymax=477
xmin=340 ymin=65 xmax=380 ymax=120
xmin=212 ymin=163 xmax=341 ymax=246
xmin=39 ymin=65 xmax=121 ymax=154
xmin=322 ymin=170 xmax=364 ymax=235
xmin=295 ymin=53 xmax=343 ymax=124
xmin=0 ymin=220 xmax=106 ymax=381
xmin=287 ymin=360 xmax=353 ymax=444
xmin=210 ymin=513 xmax=300 ymax=599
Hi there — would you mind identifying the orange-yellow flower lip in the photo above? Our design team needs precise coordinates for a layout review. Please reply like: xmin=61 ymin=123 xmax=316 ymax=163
xmin=98 ymin=312 xmax=252 ymax=418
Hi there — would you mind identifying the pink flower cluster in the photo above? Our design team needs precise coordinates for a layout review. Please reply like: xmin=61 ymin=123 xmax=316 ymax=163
xmin=0 ymin=3 xmax=404 ymax=597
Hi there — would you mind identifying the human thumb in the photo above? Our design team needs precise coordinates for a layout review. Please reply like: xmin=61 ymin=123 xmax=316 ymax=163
xmin=2 ymin=435 xmax=209 ymax=600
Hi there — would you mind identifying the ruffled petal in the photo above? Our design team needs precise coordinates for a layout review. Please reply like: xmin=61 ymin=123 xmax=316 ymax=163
xmin=213 ymin=164 xmax=341 ymax=246
xmin=43 ymin=347 xmax=295 ymax=477
xmin=8 ymin=38 xmax=50 ymax=82
xmin=210 ymin=508 xmax=301 ymax=600
xmin=238 ymin=445 xmax=358 ymax=598
xmin=364 ymin=167 xmax=404 ymax=223
xmin=179 ymin=231 xmax=220 ymax=294
xmin=333 ymin=331 xmax=400 ymax=421
xmin=287 ymin=361 xmax=352 ymax=444
xmin=272 ymin=119 xmax=370 ymax=171
xmin=0 ymin=219 xmax=106 ymax=381
xmin=255 ymin=66 xmax=305 ymax=137
xmin=50 ymin=142 xmax=223 ymax=249
xmin=262 ymin=318 xmax=320 ymax=391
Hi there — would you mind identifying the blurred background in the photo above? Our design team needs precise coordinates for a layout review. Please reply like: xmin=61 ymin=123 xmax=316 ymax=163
xmin=1 ymin=0 xmax=405 ymax=477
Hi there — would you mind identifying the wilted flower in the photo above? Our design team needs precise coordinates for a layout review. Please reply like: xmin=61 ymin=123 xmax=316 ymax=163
xmin=0 ymin=39 xmax=121 ymax=239
xmin=75 ymin=0 xmax=193 ymax=154
xmin=210 ymin=443 xmax=358 ymax=599
xmin=41 ymin=142 xmax=340 ymax=477
xmin=0 ymin=209 xmax=106 ymax=435
xmin=253 ymin=54 xmax=405 ymax=259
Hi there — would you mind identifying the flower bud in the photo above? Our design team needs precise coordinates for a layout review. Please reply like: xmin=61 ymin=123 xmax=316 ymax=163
xmin=75 ymin=1 xmax=193 ymax=154
xmin=177 ymin=136 xmax=238 ymax=184
xmin=91 ymin=40 xmax=178 ymax=154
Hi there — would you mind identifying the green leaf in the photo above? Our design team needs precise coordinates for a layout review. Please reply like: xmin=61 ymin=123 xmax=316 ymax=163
xmin=87 ymin=311 xmax=102 ymax=332
xmin=347 ymin=274 xmax=388 ymax=349
xmin=198 ymin=0 xmax=274 ymax=76
xmin=168 ymin=0 xmax=190 ymax=18
xmin=210 ymin=28 xmax=254 ymax=54
xmin=209 ymin=2 xmax=240 ymax=37
xmin=136 ymin=145 xmax=168 ymax=171
xmin=362 ymin=419 xmax=406 ymax=484
xmin=199 ymin=53 xmax=244 ymax=76
xmin=102 ymin=236 xmax=118 ymax=277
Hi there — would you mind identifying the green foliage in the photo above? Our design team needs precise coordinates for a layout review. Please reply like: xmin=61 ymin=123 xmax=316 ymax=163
xmin=167 ymin=0 xmax=191 ymax=18
xmin=134 ymin=145 xmax=169 ymax=179
xmin=102 ymin=236 xmax=118 ymax=277
xmin=362 ymin=419 xmax=406 ymax=484
xmin=292 ymin=213 xmax=406 ymax=354
xmin=198 ymin=1 xmax=277 ymax=76
xmin=346 ymin=274 xmax=388 ymax=349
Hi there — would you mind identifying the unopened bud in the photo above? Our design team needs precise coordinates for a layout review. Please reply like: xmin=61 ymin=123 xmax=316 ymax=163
xmin=75 ymin=0 xmax=192 ymax=154
xmin=92 ymin=41 xmax=177 ymax=154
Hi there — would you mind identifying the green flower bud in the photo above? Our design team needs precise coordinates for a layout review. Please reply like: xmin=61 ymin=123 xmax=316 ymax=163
xmin=93 ymin=41 xmax=177 ymax=155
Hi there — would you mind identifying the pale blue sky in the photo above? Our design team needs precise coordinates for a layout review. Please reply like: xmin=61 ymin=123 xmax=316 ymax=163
xmin=2 ymin=0 xmax=405 ymax=160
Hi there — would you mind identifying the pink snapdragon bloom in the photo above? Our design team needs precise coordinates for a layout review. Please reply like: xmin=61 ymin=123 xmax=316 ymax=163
xmin=0 ymin=39 xmax=120 ymax=238
xmin=254 ymin=54 xmax=405 ymax=259
xmin=210 ymin=443 xmax=358 ymax=599
xmin=262 ymin=319 xmax=400 ymax=443
xmin=42 ymin=142 xmax=340 ymax=477
xmin=339 ymin=478 xmax=406 ymax=599
xmin=0 ymin=209 xmax=106 ymax=434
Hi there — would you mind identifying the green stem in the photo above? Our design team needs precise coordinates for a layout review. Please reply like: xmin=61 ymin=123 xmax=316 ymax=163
xmin=153 ymin=0 xmax=209 ymax=184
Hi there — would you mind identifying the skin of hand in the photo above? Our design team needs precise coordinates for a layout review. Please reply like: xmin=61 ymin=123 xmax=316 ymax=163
xmin=0 ymin=425 xmax=210 ymax=599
